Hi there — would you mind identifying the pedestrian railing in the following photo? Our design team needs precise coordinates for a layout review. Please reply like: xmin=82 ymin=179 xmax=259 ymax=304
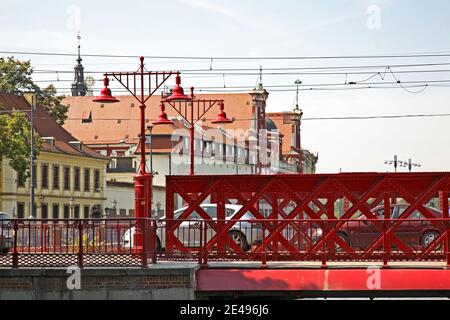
xmin=1 ymin=217 xmax=450 ymax=268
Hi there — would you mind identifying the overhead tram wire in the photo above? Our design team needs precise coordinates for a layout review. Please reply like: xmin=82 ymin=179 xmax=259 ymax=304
xmin=18 ymin=113 xmax=450 ymax=122
xmin=53 ymin=87 xmax=428 ymax=95
xmin=30 ymin=62 xmax=450 ymax=75
xmin=30 ymin=68 xmax=450 ymax=83
xmin=47 ymin=79 xmax=450 ymax=91
xmin=16 ymin=50 xmax=450 ymax=95
xmin=4 ymin=49 xmax=450 ymax=60
xmin=52 ymin=85 xmax=442 ymax=95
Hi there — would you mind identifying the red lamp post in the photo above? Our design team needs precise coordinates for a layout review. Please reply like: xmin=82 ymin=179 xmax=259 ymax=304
xmin=93 ymin=57 xmax=189 ymax=250
xmin=153 ymin=87 xmax=233 ymax=176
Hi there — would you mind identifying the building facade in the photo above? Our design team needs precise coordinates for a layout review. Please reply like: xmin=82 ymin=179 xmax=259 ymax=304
xmin=0 ymin=94 xmax=109 ymax=219
xmin=1 ymin=151 xmax=107 ymax=219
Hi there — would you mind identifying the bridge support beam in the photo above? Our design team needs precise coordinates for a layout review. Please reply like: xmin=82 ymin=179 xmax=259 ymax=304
xmin=197 ymin=268 xmax=450 ymax=296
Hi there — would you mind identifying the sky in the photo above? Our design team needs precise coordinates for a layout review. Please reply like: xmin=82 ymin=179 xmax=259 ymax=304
xmin=1 ymin=0 xmax=450 ymax=173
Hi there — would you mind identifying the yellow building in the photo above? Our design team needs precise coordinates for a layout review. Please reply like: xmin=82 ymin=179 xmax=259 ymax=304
xmin=0 ymin=93 xmax=109 ymax=219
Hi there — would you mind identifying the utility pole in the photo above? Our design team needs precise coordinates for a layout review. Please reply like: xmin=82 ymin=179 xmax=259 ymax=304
xmin=406 ymin=158 xmax=421 ymax=172
xmin=385 ymin=156 xmax=421 ymax=173
xmin=24 ymin=92 xmax=37 ymax=219
xmin=385 ymin=155 xmax=400 ymax=173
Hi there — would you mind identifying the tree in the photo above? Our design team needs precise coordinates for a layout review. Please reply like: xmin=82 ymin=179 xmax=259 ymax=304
xmin=0 ymin=57 xmax=68 ymax=124
xmin=0 ymin=112 xmax=41 ymax=176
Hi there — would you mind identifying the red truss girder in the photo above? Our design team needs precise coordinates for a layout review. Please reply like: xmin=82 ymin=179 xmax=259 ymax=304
xmin=165 ymin=173 xmax=450 ymax=264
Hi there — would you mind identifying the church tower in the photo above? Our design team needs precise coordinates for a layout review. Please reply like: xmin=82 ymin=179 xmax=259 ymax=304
xmin=249 ymin=67 xmax=270 ymax=173
xmin=71 ymin=33 xmax=87 ymax=96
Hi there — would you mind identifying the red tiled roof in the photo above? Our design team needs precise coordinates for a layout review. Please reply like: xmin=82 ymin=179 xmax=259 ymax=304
xmin=62 ymin=93 xmax=296 ymax=155
xmin=63 ymin=94 xmax=253 ymax=143
xmin=0 ymin=93 xmax=108 ymax=160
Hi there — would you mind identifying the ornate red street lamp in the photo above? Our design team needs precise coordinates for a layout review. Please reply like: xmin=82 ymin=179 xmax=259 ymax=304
xmin=93 ymin=57 xmax=189 ymax=251
xmin=153 ymin=87 xmax=233 ymax=176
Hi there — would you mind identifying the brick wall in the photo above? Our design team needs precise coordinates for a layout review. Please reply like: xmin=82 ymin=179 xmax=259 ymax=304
xmin=0 ymin=267 xmax=197 ymax=300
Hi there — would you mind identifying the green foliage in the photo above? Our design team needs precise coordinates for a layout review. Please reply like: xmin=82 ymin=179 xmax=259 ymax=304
xmin=0 ymin=56 xmax=64 ymax=176
xmin=0 ymin=112 xmax=41 ymax=176
xmin=0 ymin=57 xmax=68 ymax=124
xmin=38 ymin=84 xmax=69 ymax=124
xmin=0 ymin=57 xmax=34 ymax=94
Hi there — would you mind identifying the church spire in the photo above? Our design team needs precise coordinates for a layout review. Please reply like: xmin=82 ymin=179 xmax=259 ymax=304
xmin=71 ymin=32 xmax=87 ymax=96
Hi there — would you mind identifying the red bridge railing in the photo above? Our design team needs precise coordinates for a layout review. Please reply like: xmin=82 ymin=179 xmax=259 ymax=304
xmin=0 ymin=218 xmax=153 ymax=268
xmin=155 ymin=218 xmax=450 ymax=267
xmin=2 ymin=216 xmax=450 ymax=268
xmin=2 ymin=173 xmax=450 ymax=268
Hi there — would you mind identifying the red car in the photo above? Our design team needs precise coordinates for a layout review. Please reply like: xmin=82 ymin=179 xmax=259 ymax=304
xmin=335 ymin=204 xmax=445 ymax=250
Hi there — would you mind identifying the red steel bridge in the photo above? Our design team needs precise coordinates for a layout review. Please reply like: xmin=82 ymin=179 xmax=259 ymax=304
xmin=2 ymin=172 xmax=450 ymax=297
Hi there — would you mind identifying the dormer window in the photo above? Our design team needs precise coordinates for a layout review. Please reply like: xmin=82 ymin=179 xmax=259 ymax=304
xmin=82 ymin=111 xmax=92 ymax=123
xmin=69 ymin=141 xmax=83 ymax=151
xmin=41 ymin=137 xmax=56 ymax=148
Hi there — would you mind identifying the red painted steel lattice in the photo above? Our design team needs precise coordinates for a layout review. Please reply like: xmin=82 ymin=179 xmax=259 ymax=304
xmin=165 ymin=173 xmax=450 ymax=266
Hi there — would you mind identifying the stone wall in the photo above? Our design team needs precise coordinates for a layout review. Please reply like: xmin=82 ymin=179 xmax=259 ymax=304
xmin=0 ymin=266 xmax=197 ymax=300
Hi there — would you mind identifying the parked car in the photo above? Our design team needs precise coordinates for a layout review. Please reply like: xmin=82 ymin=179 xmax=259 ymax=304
xmin=0 ymin=212 xmax=13 ymax=255
xmin=312 ymin=204 xmax=446 ymax=250
xmin=122 ymin=204 xmax=263 ymax=251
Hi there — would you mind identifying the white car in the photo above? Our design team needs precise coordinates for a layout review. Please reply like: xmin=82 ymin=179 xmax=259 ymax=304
xmin=0 ymin=212 xmax=13 ymax=255
xmin=122 ymin=204 xmax=263 ymax=252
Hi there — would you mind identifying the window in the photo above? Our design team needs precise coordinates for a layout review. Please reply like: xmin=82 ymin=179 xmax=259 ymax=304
xmin=82 ymin=111 xmax=92 ymax=124
xmin=74 ymin=167 xmax=80 ymax=191
xmin=41 ymin=164 xmax=49 ymax=189
xmin=226 ymin=208 xmax=236 ymax=218
xmin=91 ymin=205 xmax=102 ymax=219
xmin=84 ymin=205 xmax=90 ymax=219
xmin=64 ymin=166 xmax=71 ymax=191
xmin=119 ymin=209 xmax=127 ymax=216
xmin=53 ymin=165 xmax=60 ymax=190
xmin=74 ymin=205 xmax=80 ymax=219
xmin=94 ymin=169 xmax=100 ymax=192
xmin=17 ymin=203 xmax=25 ymax=219
xmin=109 ymin=159 xmax=117 ymax=169
xmin=64 ymin=205 xmax=70 ymax=219
xmin=17 ymin=171 xmax=25 ymax=187
xmin=52 ymin=204 xmax=59 ymax=219
xmin=41 ymin=204 xmax=48 ymax=219
xmin=203 ymin=206 xmax=217 ymax=218
xmin=129 ymin=209 xmax=135 ymax=216
xmin=84 ymin=168 xmax=90 ymax=192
